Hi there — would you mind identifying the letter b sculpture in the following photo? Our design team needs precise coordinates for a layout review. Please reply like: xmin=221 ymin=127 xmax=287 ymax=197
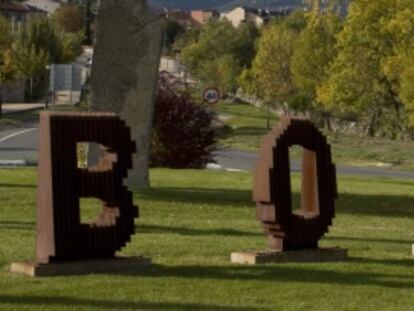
xmin=36 ymin=112 xmax=138 ymax=264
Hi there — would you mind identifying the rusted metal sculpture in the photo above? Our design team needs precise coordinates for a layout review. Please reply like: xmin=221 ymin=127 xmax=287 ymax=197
xmin=253 ymin=117 xmax=337 ymax=251
xmin=36 ymin=112 xmax=138 ymax=263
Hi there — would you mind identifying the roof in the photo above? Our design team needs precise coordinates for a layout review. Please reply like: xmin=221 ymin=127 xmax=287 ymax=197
xmin=231 ymin=6 xmax=290 ymax=18
xmin=0 ymin=0 xmax=30 ymax=13
xmin=23 ymin=3 xmax=47 ymax=13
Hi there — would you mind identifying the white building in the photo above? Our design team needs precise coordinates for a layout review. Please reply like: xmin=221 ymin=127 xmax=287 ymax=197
xmin=222 ymin=6 xmax=290 ymax=28
xmin=159 ymin=56 xmax=186 ymax=78
xmin=23 ymin=0 xmax=61 ymax=15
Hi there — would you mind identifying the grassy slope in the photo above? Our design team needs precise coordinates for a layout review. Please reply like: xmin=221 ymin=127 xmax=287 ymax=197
xmin=216 ymin=102 xmax=414 ymax=170
xmin=0 ymin=168 xmax=413 ymax=310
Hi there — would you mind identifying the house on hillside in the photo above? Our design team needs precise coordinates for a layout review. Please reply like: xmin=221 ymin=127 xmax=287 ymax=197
xmin=0 ymin=0 xmax=29 ymax=29
xmin=190 ymin=9 xmax=219 ymax=26
xmin=23 ymin=0 xmax=61 ymax=15
xmin=160 ymin=9 xmax=197 ymax=28
xmin=222 ymin=6 xmax=290 ymax=28
xmin=0 ymin=0 xmax=47 ymax=32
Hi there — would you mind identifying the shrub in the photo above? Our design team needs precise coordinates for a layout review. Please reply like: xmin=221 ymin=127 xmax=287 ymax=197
xmin=150 ymin=86 xmax=217 ymax=168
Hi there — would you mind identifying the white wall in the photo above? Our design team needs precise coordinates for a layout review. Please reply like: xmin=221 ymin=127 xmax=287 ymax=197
xmin=222 ymin=7 xmax=246 ymax=28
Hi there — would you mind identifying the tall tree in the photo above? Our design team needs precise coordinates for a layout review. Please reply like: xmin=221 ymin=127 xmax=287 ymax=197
xmin=12 ymin=18 xmax=63 ymax=98
xmin=317 ymin=0 xmax=403 ymax=137
xmin=241 ymin=11 xmax=306 ymax=109
xmin=163 ymin=19 xmax=185 ymax=53
xmin=382 ymin=0 xmax=414 ymax=126
xmin=0 ymin=16 xmax=12 ymax=53
xmin=291 ymin=1 xmax=342 ymax=126
xmin=181 ymin=20 xmax=257 ymax=93
xmin=0 ymin=16 xmax=16 ymax=83
xmin=53 ymin=5 xmax=85 ymax=34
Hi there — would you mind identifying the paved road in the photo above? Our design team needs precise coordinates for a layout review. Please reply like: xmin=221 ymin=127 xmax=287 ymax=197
xmin=0 ymin=120 xmax=413 ymax=180
xmin=0 ymin=120 xmax=39 ymax=165
xmin=214 ymin=148 xmax=414 ymax=179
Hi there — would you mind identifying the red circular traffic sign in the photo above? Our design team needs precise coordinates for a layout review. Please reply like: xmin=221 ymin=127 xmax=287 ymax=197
xmin=203 ymin=88 xmax=220 ymax=104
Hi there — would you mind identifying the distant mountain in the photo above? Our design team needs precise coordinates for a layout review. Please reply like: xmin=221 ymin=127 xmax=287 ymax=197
xmin=148 ymin=0 xmax=234 ymax=10
xmin=147 ymin=0 xmax=304 ymax=11
xmin=148 ymin=0 xmax=350 ymax=13
xmin=219 ymin=0 xmax=304 ymax=11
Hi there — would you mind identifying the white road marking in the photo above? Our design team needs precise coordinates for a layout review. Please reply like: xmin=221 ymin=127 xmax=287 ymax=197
xmin=0 ymin=128 xmax=37 ymax=144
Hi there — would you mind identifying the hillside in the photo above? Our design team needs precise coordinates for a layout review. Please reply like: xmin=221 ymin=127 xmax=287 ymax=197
xmin=219 ymin=0 xmax=303 ymax=11
xmin=148 ymin=0 xmax=304 ymax=11
xmin=148 ymin=0 xmax=234 ymax=10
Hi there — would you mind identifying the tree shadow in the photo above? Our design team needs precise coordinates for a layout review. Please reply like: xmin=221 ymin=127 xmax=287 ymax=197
xmin=138 ymin=186 xmax=414 ymax=218
xmin=0 ymin=183 xmax=36 ymax=189
xmin=362 ymin=179 xmax=414 ymax=187
xmin=0 ymin=221 xmax=35 ymax=231
xmin=325 ymin=236 xmax=413 ymax=245
xmin=109 ymin=263 xmax=414 ymax=289
xmin=348 ymin=257 xmax=414 ymax=267
xmin=138 ymin=187 xmax=252 ymax=208
xmin=336 ymin=193 xmax=414 ymax=218
xmin=136 ymin=224 xmax=261 ymax=237
xmin=0 ymin=295 xmax=263 ymax=310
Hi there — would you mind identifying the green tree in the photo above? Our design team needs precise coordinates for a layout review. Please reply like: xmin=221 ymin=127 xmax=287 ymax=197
xmin=163 ymin=19 xmax=185 ymax=53
xmin=53 ymin=5 xmax=85 ymax=34
xmin=12 ymin=18 xmax=64 ymax=98
xmin=234 ymin=22 xmax=259 ymax=68
xmin=241 ymin=12 xmax=306 ymax=109
xmin=61 ymin=31 xmax=84 ymax=62
xmin=382 ymin=0 xmax=414 ymax=126
xmin=173 ymin=27 xmax=199 ymax=52
xmin=0 ymin=16 xmax=12 ymax=53
xmin=291 ymin=1 xmax=342 ymax=127
xmin=0 ymin=16 xmax=16 ymax=83
xmin=181 ymin=20 xmax=257 ymax=93
xmin=198 ymin=55 xmax=241 ymax=92
xmin=317 ymin=0 xmax=403 ymax=137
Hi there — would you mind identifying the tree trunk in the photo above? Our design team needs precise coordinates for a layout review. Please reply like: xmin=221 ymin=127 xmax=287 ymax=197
xmin=90 ymin=0 xmax=162 ymax=189
xmin=324 ymin=111 xmax=332 ymax=132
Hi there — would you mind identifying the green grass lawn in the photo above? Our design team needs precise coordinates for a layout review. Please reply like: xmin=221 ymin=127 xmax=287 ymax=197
xmin=215 ymin=102 xmax=414 ymax=170
xmin=0 ymin=168 xmax=413 ymax=310
xmin=216 ymin=101 xmax=277 ymax=152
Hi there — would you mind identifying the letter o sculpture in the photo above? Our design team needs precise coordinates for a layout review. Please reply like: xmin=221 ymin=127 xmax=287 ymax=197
xmin=253 ymin=118 xmax=337 ymax=251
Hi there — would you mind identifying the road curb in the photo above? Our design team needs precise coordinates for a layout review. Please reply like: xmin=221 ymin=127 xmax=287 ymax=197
xmin=0 ymin=160 xmax=37 ymax=167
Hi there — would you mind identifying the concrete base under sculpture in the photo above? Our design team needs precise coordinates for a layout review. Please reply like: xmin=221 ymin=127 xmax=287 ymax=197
xmin=231 ymin=248 xmax=348 ymax=265
xmin=10 ymin=256 xmax=151 ymax=277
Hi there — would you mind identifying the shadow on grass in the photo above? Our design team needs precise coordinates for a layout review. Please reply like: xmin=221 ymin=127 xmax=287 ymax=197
xmin=138 ymin=187 xmax=252 ymax=208
xmin=0 ymin=221 xmax=35 ymax=231
xmin=348 ymin=257 xmax=414 ymax=267
xmin=0 ymin=296 xmax=262 ymax=310
xmin=138 ymin=186 xmax=414 ymax=218
xmin=325 ymin=236 xmax=413 ymax=245
xmin=137 ymin=224 xmax=261 ymax=237
xmin=109 ymin=263 xmax=413 ymax=289
xmin=336 ymin=193 xmax=414 ymax=218
xmin=0 ymin=183 xmax=36 ymax=189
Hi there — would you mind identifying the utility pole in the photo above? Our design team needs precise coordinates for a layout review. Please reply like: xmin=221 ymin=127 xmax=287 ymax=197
xmin=84 ymin=0 xmax=92 ymax=45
